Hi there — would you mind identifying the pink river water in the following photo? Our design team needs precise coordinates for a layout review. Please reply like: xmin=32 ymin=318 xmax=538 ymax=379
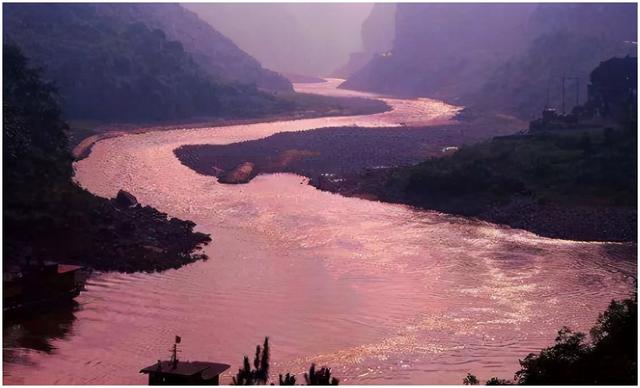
xmin=3 ymin=79 xmax=636 ymax=385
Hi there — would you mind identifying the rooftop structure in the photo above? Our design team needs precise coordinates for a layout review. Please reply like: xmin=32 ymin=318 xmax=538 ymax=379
xmin=140 ymin=337 xmax=230 ymax=385
xmin=4 ymin=261 xmax=86 ymax=314
xmin=140 ymin=360 xmax=230 ymax=385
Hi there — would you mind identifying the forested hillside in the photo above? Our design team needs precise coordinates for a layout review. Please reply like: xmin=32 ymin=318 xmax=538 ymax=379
xmin=3 ymin=44 xmax=212 ymax=272
xmin=96 ymin=3 xmax=292 ymax=91
xmin=3 ymin=3 xmax=292 ymax=122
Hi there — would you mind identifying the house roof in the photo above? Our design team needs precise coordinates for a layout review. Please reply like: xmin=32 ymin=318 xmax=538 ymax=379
xmin=57 ymin=264 xmax=83 ymax=274
xmin=140 ymin=361 xmax=230 ymax=378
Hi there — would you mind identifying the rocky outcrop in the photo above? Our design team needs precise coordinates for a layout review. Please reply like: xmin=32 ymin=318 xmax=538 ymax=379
xmin=114 ymin=190 xmax=138 ymax=209
xmin=218 ymin=162 xmax=257 ymax=184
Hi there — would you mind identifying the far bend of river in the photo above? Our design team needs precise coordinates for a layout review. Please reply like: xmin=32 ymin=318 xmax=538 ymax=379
xmin=3 ymin=79 xmax=636 ymax=385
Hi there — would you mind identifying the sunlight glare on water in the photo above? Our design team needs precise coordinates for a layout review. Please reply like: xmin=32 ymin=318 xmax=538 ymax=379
xmin=3 ymin=79 xmax=635 ymax=385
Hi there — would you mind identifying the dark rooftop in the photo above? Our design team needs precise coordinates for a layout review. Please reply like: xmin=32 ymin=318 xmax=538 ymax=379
xmin=57 ymin=264 xmax=83 ymax=274
xmin=140 ymin=361 xmax=230 ymax=377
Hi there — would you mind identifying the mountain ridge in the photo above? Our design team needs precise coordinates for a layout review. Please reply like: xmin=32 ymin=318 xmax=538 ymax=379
xmin=342 ymin=3 xmax=637 ymax=119
xmin=2 ymin=3 xmax=292 ymax=122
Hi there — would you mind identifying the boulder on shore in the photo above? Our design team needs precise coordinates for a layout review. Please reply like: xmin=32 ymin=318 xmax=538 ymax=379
xmin=114 ymin=190 xmax=138 ymax=208
xmin=218 ymin=162 xmax=257 ymax=184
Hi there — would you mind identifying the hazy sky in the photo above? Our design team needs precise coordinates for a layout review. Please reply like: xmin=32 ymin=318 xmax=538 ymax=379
xmin=185 ymin=3 xmax=375 ymax=77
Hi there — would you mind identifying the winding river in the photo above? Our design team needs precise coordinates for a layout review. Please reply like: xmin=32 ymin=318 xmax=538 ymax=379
xmin=3 ymin=80 xmax=636 ymax=384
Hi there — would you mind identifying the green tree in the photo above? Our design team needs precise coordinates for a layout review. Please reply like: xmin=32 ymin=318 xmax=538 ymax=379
xmin=485 ymin=377 xmax=513 ymax=385
xmin=464 ymin=294 xmax=636 ymax=385
xmin=233 ymin=337 xmax=270 ymax=385
xmin=516 ymin=327 xmax=590 ymax=384
xmin=516 ymin=294 xmax=637 ymax=385
xmin=3 ymin=43 xmax=211 ymax=272
xmin=278 ymin=373 xmax=296 ymax=385
xmin=3 ymin=43 xmax=72 ymax=186
xmin=463 ymin=373 xmax=480 ymax=385
xmin=303 ymin=364 xmax=339 ymax=385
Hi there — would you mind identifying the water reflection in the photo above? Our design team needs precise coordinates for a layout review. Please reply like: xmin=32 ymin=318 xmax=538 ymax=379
xmin=3 ymin=80 xmax=636 ymax=385
xmin=3 ymin=301 xmax=79 ymax=362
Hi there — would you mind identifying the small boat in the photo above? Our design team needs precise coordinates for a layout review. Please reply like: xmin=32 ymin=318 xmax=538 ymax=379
xmin=3 ymin=261 xmax=87 ymax=315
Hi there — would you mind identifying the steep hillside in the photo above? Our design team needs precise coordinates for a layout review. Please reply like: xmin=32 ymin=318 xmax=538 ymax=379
xmin=3 ymin=3 xmax=291 ymax=122
xmin=185 ymin=3 xmax=372 ymax=77
xmin=471 ymin=3 xmax=637 ymax=118
xmin=342 ymin=3 xmax=637 ymax=119
xmin=342 ymin=4 xmax=536 ymax=99
xmin=3 ymin=44 xmax=211 ymax=272
xmin=96 ymin=3 xmax=292 ymax=91
xmin=333 ymin=3 xmax=396 ymax=78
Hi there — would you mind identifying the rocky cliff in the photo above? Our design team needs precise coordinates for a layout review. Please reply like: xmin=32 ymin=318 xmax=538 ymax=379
xmin=333 ymin=3 xmax=396 ymax=78
xmin=342 ymin=4 xmax=535 ymax=98
xmin=342 ymin=3 xmax=637 ymax=119
xmin=473 ymin=3 xmax=637 ymax=118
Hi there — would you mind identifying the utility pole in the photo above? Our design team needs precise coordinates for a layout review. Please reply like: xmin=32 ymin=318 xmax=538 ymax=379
xmin=561 ymin=76 xmax=566 ymax=115
xmin=545 ymin=79 xmax=550 ymax=108
xmin=170 ymin=336 xmax=181 ymax=369
xmin=562 ymin=76 xmax=580 ymax=114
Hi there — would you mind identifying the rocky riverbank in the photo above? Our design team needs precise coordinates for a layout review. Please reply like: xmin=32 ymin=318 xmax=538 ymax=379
xmin=5 ymin=187 xmax=212 ymax=273
xmin=90 ymin=190 xmax=212 ymax=272
xmin=174 ymin=114 xmax=523 ymax=180
xmin=174 ymin=113 xmax=635 ymax=243
xmin=70 ymin=94 xmax=390 ymax=160
xmin=4 ymin=46 xmax=213 ymax=274
xmin=311 ymin=126 xmax=637 ymax=242
xmin=313 ymin=169 xmax=636 ymax=242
